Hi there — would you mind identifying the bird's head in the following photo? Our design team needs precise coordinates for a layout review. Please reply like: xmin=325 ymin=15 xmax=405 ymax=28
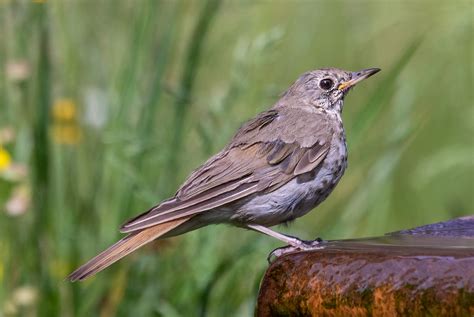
xmin=282 ymin=67 xmax=380 ymax=113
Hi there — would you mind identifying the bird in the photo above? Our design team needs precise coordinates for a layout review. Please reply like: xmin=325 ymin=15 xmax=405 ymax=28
xmin=68 ymin=67 xmax=380 ymax=281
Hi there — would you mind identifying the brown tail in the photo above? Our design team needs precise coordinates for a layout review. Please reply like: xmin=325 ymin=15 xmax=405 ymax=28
xmin=68 ymin=218 xmax=189 ymax=281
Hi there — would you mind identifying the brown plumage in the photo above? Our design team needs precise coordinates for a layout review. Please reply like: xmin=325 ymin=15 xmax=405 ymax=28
xmin=119 ymin=107 xmax=332 ymax=233
xmin=68 ymin=218 xmax=190 ymax=281
xmin=68 ymin=67 xmax=380 ymax=281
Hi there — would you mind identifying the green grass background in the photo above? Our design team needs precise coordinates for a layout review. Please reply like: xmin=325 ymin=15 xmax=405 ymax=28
xmin=0 ymin=0 xmax=472 ymax=316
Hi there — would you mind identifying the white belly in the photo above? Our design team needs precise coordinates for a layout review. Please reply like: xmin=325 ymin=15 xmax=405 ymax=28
xmin=231 ymin=147 xmax=347 ymax=226
xmin=233 ymin=171 xmax=338 ymax=226
xmin=194 ymin=135 xmax=348 ymax=227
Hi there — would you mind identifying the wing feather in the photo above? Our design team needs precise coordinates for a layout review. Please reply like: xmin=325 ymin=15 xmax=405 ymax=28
xmin=294 ymin=143 xmax=328 ymax=175
xmin=120 ymin=108 xmax=333 ymax=233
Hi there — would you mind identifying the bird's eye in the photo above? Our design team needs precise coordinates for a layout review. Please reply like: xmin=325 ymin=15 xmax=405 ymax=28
xmin=319 ymin=78 xmax=334 ymax=90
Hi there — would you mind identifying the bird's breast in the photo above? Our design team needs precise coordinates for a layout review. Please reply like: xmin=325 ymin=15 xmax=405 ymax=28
xmin=231 ymin=137 xmax=348 ymax=226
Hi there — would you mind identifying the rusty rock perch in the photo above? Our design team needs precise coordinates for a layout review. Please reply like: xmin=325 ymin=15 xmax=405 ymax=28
xmin=256 ymin=216 xmax=474 ymax=317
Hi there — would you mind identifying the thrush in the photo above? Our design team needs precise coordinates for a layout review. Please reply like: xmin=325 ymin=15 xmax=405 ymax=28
xmin=68 ymin=67 xmax=380 ymax=281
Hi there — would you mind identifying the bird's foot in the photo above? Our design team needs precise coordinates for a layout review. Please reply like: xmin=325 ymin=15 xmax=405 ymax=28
xmin=267 ymin=237 xmax=325 ymax=263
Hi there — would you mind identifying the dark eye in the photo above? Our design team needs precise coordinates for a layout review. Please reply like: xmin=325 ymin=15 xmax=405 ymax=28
xmin=319 ymin=78 xmax=334 ymax=90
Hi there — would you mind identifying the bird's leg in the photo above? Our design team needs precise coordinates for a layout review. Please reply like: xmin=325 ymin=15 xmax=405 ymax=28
xmin=246 ymin=224 xmax=306 ymax=247
xmin=246 ymin=224 xmax=324 ymax=262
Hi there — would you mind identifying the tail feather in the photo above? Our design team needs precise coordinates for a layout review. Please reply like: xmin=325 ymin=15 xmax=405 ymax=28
xmin=68 ymin=218 xmax=189 ymax=281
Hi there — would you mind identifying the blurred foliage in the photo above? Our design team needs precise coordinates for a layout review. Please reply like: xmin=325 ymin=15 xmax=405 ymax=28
xmin=0 ymin=0 xmax=472 ymax=316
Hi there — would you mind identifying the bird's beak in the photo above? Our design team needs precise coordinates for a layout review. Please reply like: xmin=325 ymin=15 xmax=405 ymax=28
xmin=338 ymin=68 xmax=381 ymax=91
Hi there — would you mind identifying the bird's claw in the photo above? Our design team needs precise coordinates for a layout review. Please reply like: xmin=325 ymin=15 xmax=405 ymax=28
xmin=267 ymin=238 xmax=325 ymax=263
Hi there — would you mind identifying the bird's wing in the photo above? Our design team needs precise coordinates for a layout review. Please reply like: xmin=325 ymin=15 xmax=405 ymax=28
xmin=120 ymin=108 xmax=333 ymax=233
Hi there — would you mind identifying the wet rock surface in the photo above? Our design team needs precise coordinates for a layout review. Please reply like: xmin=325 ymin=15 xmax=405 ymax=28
xmin=256 ymin=216 xmax=474 ymax=317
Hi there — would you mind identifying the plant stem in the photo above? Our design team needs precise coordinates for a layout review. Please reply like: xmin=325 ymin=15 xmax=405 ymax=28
xmin=166 ymin=0 xmax=221 ymax=186
xmin=32 ymin=3 xmax=55 ymax=315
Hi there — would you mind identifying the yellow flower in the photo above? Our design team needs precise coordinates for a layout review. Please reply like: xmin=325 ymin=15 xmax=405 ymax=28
xmin=51 ymin=99 xmax=82 ymax=145
xmin=0 ymin=146 xmax=12 ymax=171
xmin=52 ymin=124 xmax=81 ymax=145
xmin=52 ymin=99 xmax=77 ymax=122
